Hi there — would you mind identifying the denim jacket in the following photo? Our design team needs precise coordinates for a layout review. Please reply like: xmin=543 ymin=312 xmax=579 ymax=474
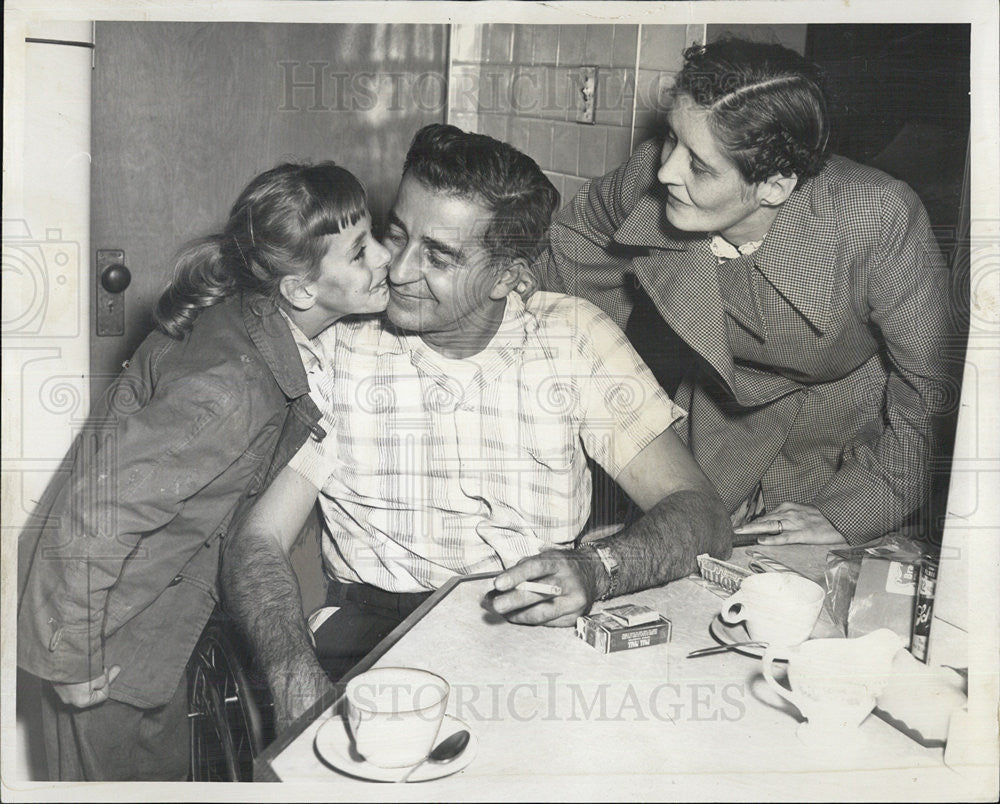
xmin=17 ymin=294 xmax=323 ymax=708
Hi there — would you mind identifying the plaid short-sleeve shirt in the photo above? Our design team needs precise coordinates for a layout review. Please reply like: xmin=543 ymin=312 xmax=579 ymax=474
xmin=290 ymin=291 xmax=684 ymax=592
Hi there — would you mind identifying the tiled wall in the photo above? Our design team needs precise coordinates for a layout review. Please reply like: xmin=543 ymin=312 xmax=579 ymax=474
xmin=632 ymin=26 xmax=691 ymax=154
xmin=449 ymin=23 xmax=806 ymax=202
xmin=450 ymin=23 xmax=643 ymax=202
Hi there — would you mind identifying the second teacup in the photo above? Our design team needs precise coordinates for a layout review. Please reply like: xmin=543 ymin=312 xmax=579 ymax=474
xmin=761 ymin=629 xmax=905 ymax=739
xmin=720 ymin=572 xmax=825 ymax=647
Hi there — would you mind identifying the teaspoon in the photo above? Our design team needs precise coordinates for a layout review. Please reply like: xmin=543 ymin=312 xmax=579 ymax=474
xmin=396 ymin=729 xmax=471 ymax=783
xmin=687 ymin=641 xmax=767 ymax=658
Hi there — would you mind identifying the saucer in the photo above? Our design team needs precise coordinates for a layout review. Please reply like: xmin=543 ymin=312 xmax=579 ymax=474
xmin=315 ymin=712 xmax=477 ymax=783
xmin=796 ymin=720 xmax=875 ymax=753
xmin=708 ymin=616 xmax=767 ymax=658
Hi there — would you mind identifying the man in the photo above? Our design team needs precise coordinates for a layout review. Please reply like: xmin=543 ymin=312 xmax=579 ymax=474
xmin=222 ymin=124 xmax=731 ymax=727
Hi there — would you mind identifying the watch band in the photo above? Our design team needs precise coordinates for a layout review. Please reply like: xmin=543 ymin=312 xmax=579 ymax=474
xmin=584 ymin=541 xmax=620 ymax=601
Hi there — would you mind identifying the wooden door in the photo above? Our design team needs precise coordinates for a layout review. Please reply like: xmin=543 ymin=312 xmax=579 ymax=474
xmin=91 ymin=21 xmax=447 ymax=400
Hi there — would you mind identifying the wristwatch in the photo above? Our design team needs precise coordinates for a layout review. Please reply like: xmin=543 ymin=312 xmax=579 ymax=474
xmin=582 ymin=541 xmax=620 ymax=601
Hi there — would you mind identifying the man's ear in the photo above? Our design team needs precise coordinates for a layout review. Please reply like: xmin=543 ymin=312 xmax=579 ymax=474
xmin=488 ymin=258 xmax=526 ymax=301
xmin=279 ymin=274 xmax=316 ymax=311
xmin=757 ymin=173 xmax=798 ymax=208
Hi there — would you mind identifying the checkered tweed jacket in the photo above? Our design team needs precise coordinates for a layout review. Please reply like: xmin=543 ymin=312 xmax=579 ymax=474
xmin=535 ymin=139 xmax=954 ymax=545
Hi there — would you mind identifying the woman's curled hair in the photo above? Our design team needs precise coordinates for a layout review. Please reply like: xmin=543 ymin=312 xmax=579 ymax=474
xmin=672 ymin=38 xmax=831 ymax=186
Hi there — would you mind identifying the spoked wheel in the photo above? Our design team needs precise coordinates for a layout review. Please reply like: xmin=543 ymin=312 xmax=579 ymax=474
xmin=188 ymin=622 xmax=271 ymax=781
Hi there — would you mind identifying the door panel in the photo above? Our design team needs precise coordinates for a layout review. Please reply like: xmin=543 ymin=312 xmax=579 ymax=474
xmin=91 ymin=21 xmax=447 ymax=400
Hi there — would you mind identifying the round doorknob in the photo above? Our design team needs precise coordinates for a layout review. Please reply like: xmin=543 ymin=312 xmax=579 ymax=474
xmin=101 ymin=263 xmax=132 ymax=294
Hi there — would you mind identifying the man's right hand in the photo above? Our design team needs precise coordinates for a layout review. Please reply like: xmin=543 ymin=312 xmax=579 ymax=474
xmin=53 ymin=665 xmax=121 ymax=708
xmin=271 ymin=660 xmax=335 ymax=734
xmin=490 ymin=548 xmax=605 ymax=627
xmin=220 ymin=465 xmax=330 ymax=734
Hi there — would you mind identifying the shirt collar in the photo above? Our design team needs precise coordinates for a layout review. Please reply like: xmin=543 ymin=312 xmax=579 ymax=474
xmin=710 ymin=234 xmax=764 ymax=259
xmin=397 ymin=293 xmax=533 ymax=393
xmin=397 ymin=293 xmax=531 ymax=360
xmin=241 ymin=294 xmax=311 ymax=399
xmin=277 ymin=308 xmax=327 ymax=375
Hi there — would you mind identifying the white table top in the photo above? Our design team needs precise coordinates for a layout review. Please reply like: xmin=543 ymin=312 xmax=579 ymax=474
xmin=261 ymin=546 xmax=966 ymax=800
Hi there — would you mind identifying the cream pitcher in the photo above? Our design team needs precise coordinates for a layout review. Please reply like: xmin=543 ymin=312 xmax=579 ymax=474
xmin=762 ymin=629 xmax=905 ymax=741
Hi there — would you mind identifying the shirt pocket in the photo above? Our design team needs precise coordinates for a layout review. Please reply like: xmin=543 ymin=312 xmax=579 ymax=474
xmin=522 ymin=416 xmax=576 ymax=471
xmin=518 ymin=368 xmax=579 ymax=472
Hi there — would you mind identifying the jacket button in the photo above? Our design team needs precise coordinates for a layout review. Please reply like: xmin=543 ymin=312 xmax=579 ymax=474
xmin=168 ymin=575 xmax=183 ymax=587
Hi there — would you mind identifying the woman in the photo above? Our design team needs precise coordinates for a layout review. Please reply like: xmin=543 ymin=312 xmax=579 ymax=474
xmin=17 ymin=162 xmax=391 ymax=780
xmin=537 ymin=38 xmax=953 ymax=547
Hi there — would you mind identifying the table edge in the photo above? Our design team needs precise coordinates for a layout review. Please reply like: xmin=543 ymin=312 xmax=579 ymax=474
xmin=253 ymin=572 xmax=497 ymax=781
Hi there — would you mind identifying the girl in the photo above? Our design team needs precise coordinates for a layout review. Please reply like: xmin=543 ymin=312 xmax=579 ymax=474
xmin=18 ymin=162 xmax=390 ymax=780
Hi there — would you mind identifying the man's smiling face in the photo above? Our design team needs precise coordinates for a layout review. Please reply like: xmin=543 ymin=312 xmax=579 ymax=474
xmin=383 ymin=174 xmax=508 ymax=356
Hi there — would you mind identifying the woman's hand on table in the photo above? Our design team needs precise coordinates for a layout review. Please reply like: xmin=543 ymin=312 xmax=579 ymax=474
xmin=489 ymin=550 xmax=603 ymax=627
xmin=732 ymin=502 xmax=847 ymax=546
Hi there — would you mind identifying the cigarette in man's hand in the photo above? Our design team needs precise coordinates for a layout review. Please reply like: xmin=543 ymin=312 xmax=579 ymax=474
xmin=515 ymin=581 xmax=562 ymax=596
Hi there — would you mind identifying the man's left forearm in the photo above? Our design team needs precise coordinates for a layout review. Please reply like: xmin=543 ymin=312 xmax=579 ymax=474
xmin=491 ymin=486 xmax=732 ymax=626
xmin=493 ymin=427 xmax=733 ymax=625
xmin=584 ymin=488 xmax=732 ymax=599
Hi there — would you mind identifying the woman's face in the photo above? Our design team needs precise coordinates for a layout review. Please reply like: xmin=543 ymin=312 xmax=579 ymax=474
xmin=307 ymin=213 xmax=391 ymax=318
xmin=657 ymin=94 xmax=767 ymax=244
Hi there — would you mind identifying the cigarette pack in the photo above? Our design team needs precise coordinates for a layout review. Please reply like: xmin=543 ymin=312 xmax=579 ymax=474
xmin=909 ymin=556 xmax=938 ymax=662
xmin=696 ymin=553 xmax=752 ymax=593
xmin=604 ymin=603 xmax=661 ymax=626
xmin=576 ymin=610 xmax=672 ymax=653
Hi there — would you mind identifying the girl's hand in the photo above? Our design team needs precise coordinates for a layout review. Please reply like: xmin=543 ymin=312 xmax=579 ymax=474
xmin=53 ymin=665 xmax=121 ymax=708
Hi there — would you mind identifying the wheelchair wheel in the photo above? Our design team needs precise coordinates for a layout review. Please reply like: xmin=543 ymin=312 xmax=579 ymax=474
xmin=188 ymin=622 xmax=270 ymax=781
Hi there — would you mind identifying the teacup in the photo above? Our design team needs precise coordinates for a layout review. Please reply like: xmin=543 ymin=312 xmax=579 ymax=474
xmin=762 ymin=629 xmax=905 ymax=738
xmin=344 ymin=667 xmax=450 ymax=768
xmin=720 ymin=572 xmax=824 ymax=647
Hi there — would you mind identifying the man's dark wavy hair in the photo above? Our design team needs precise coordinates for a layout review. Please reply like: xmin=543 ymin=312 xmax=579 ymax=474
xmin=672 ymin=38 xmax=831 ymax=186
xmin=402 ymin=124 xmax=560 ymax=267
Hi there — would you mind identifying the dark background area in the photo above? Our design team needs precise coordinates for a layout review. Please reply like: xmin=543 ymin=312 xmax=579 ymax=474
xmin=808 ymin=23 xmax=970 ymax=237
xmin=808 ymin=24 xmax=971 ymax=539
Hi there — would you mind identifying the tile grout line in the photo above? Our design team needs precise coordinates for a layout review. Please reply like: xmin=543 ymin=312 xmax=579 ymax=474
xmin=629 ymin=25 xmax=642 ymax=154
xmin=445 ymin=23 xmax=454 ymax=127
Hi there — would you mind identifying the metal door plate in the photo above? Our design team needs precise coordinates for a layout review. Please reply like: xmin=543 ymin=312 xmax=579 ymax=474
xmin=96 ymin=248 xmax=125 ymax=336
